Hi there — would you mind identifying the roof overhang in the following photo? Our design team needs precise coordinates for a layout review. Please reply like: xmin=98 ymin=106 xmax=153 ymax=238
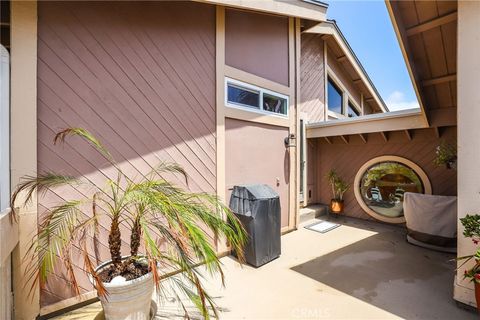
xmin=384 ymin=1 xmax=429 ymax=125
xmin=307 ymin=109 xmax=425 ymax=138
xmin=194 ymin=0 xmax=328 ymax=22
xmin=306 ymin=105 xmax=456 ymax=139
xmin=385 ymin=0 xmax=458 ymax=127
xmin=304 ymin=21 xmax=388 ymax=113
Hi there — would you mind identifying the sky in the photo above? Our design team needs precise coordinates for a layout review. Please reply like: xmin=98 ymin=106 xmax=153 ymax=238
xmin=326 ymin=0 xmax=419 ymax=111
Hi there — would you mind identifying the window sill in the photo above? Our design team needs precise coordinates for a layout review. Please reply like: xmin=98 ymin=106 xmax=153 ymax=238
xmin=225 ymin=106 xmax=290 ymax=128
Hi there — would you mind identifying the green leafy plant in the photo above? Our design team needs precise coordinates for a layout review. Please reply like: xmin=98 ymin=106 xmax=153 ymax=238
xmin=326 ymin=169 xmax=349 ymax=201
xmin=11 ymin=128 xmax=247 ymax=318
xmin=434 ymin=141 xmax=457 ymax=169
xmin=458 ymin=214 xmax=480 ymax=283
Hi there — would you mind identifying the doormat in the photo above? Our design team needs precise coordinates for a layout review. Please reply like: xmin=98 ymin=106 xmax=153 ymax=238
xmin=305 ymin=220 xmax=340 ymax=234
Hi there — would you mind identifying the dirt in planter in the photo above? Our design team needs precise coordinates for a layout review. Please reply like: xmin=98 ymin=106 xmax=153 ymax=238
xmin=98 ymin=258 xmax=151 ymax=283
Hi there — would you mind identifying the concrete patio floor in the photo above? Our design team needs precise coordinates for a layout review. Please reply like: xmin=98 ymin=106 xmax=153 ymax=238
xmin=53 ymin=216 xmax=476 ymax=319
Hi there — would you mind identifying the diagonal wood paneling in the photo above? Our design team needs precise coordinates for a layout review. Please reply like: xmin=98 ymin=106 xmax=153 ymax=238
xmin=37 ymin=1 xmax=216 ymax=307
xmin=300 ymin=33 xmax=325 ymax=122
xmin=312 ymin=127 xmax=457 ymax=221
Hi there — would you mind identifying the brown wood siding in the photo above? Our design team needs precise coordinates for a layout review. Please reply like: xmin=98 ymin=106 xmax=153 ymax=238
xmin=311 ymin=127 xmax=457 ymax=221
xmin=327 ymin=47 xmax=362 ymax=112
xmin=300 ymin=34 xmax=325 ymax=122
xmin=37 ymin=1 xmax=216 ymax=307
xmin=394 ymin=1 xmax=457 ymax=112
xmin=225 ymin=8 xmax=289 ymax=86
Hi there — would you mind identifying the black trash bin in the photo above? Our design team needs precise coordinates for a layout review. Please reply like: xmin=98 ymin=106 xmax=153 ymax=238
xmin=229 ymin=184 xmax=281 ymax=267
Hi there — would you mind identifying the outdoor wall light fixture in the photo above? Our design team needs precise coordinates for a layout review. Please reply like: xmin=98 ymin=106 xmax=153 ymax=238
xmin=284 ymin=134 xmax=296 ymax=148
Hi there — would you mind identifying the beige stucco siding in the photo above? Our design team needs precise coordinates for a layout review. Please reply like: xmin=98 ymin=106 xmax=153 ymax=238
xmin=37 ymin=1 xmax=216 ymax=307
xmin=455 ymin=0 xmax=480 ymax=307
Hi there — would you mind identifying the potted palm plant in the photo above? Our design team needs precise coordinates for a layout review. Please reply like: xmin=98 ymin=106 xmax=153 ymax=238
xmin=11 ymin=128 xmax=247 ymax=320
xmin=326 ymin=169 xmax=349 ymax=215
xmin=434 ymin=141 xmax=457 ymax=169
xmin=457 ymin=214 xmax=480 ymax=312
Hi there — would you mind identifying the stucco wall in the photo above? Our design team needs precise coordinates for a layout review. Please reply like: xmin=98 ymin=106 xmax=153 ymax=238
xmin=37 ymin=1 xmax=216 ymax=307
xmin=455 ymin=0 xmax=480 ymax=306
xmin=225 ymin=118 xmax=290 ymax=228
xmin=225 ymin=8 xmax=289 ymax=86
xmin=311 ymin=127 xmax=457 ymax=221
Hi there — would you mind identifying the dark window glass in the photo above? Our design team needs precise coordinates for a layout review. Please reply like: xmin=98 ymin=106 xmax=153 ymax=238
xmin=227 ymin=84 xmax=260 ymax=109
xmin=359 ymin=161 xmax=424 ymax=218
xmin=327 ymin=77 xmax=343 ymax=114
xmin=263 ymin=93 xmax=287 ymax=115
xmin=347 ymin=101 xmax=360 ymax=117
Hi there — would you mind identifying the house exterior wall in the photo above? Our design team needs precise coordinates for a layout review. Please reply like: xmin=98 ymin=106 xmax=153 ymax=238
xmin=222 ymin=8 xmax=296 ymax=230
xmin=10 ymin=1 xmax=39 ymax=319
xmin=300 ymin=33 xmax=325 ymax=123
xmin=306 ymin=139 xmax=317 ymax=205
xmin=312 ymin=127 xmax=457 ymax=221
xmin=300 ymin=32 xmax=373 ymax=124
xmin=225 ymin=8 xmax=289 ymax=86
xmin=36 ymin=0 xmax=216 ymax=308
xmin=225 ymin=118 xmax=290 ymax=227
xmin=455 ymin=0 xmax=480 ymax=307
xmin=326 ymin=47 xmax=362 ymax=111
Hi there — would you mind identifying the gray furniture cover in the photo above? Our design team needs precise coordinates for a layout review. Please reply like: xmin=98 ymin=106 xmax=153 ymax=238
xmin=403 ymin=192 xmax=457 ymax=253
xmin=229 ymin=184 xmax=281 ymax=267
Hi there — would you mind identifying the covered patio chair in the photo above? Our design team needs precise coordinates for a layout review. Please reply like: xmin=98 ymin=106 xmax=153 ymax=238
xmin=403 ymin=192 xmax=457 ymax=253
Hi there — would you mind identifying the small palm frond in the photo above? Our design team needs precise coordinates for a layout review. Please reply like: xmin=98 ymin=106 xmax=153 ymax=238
xmin=22 ymin=200 xmax=93 ymax=295
xmin=148 ymin=162 xmax=188 ymax=184
xmin=54 ymin=128 xmax=113 ymax=162
xmin=11 ymin=173 xmax=79 ymax=216
xmin=82 ymin=240 xmax=107 ymax=298
xmin=181 ymin=192 xmax=247 ymax=264
xmin=15 ymin=127 xmax=247 ymax=317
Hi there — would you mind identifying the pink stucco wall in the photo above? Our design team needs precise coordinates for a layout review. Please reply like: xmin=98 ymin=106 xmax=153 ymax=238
xmin=225 ymin=8 xmax=289 ymax=86
xmin=225 ymin=118 xmax=290 ymax=227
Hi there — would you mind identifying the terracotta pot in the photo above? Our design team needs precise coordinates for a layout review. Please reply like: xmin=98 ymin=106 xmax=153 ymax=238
xmin=330 ymin=199 xmax=344 ymax=214
xmin=446 ymin=160 xmax=457 ymax=170
xmin=91 ymin=258 xmax=154 ymax=320
xmin=475 ymin=281 xmax=480 ymax=313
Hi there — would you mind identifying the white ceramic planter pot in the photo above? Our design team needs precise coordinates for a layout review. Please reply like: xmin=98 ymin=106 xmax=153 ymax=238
xmin=92 ymin=259 xmax=154 ymax=320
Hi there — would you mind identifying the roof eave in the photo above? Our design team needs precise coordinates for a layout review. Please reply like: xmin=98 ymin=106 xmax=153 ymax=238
xmin=384 ymin=0 xmax=429 ymax=126
xmin=194 ymin=0 xmax=328 ymax=22
xmin=304 ymin=21 xmax=389 ymax=113
xmin=306 ymin=109 xmax=426 ymax=138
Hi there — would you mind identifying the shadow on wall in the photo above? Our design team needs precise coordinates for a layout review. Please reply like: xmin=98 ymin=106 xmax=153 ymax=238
xmin=37 ymin=1 xmax=220 ymax=307
xmin=38 ymin=1 xmax=217 ymax=193
xmin=290 ymin=227 xmax=471 ymax=319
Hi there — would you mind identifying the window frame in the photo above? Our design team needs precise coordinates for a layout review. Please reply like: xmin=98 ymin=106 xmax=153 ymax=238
xmin=326 ymin=75 xmax=344 ymax=117
xmin=347 ymin=99 xmax=361 ymax=118
xmin=225 ymin=77 xmax=289 ymax=118
xmin=353 ymin=156 xmax=432 ymax=224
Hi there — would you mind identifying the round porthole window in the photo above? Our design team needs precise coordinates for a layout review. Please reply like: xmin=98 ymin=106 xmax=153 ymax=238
xmin=354 ymin=156 xmax=432 ymax=224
